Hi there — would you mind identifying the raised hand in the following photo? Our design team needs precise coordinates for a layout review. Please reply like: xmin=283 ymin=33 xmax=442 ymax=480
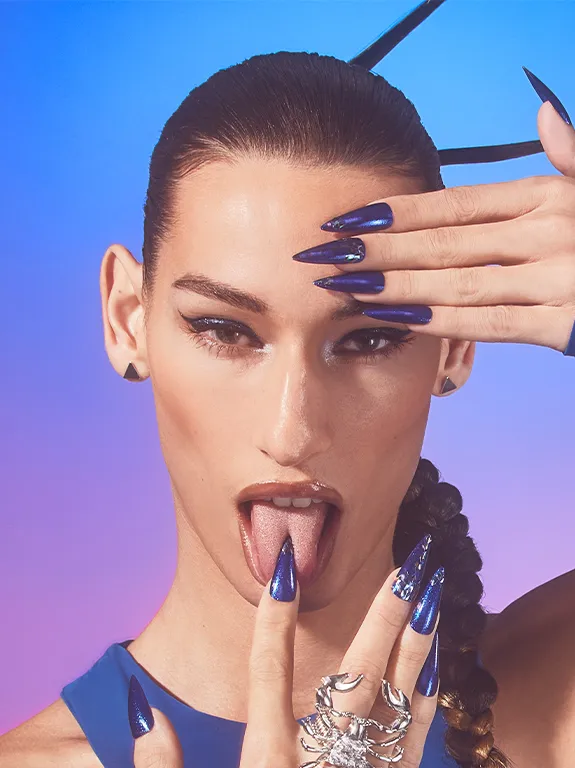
xmin=293 ymin=75 xmax=575 ymax=357
xmin=128 ymin=534 xmax=442 ymax=768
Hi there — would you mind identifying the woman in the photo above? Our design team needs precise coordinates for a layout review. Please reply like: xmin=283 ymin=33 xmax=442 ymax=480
xmin=1 ymin=1 xmax=574 ymax=766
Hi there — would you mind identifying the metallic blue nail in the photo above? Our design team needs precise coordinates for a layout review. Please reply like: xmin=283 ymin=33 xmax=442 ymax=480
xmin=362 ymin=305 xmax=432 ymax=325
xmin=410 ymin=567 xmax=444 ymax=635
xmin=391 ymin=534 xmax=432 ymax=602
xmin=523 ymin=67 xmax=572 ymax=126
xmin=293 ymin=237 xmax=366 ymax=264
xmin=564 ymin=319 xmax=575 ymax=357
xmin=314 ymin=271 xmax=385 ymax=294
xmin=321 ymin=202 xmax=394 ymax=234
xmin=128 ymin=675 xmax=154 ymax=738
xmin=416 ymin=632 xmax=439 ymax=697
xmin=270 ymin=536 xmax=297 ymax=602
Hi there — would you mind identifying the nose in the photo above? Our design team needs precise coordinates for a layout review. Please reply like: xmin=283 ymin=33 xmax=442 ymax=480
xmin=255 ymin=348 xmax=333 ymax=468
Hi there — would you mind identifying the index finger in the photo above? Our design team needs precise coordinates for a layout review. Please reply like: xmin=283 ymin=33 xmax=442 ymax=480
xmin=322 ymin=176 xmax=551 ymax=234
xmin=246 ymin=538 xmax=300 ymax=730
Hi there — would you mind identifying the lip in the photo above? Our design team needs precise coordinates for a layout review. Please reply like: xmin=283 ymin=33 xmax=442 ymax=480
xmin=237 ymin=480 xmax=343 ymax=509
xmin=236 ymin=480 xmax=343 ymax=588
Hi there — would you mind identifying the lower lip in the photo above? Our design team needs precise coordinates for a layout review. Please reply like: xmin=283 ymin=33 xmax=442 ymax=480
xmin=237 ymin=502 xmax=341 ymax=589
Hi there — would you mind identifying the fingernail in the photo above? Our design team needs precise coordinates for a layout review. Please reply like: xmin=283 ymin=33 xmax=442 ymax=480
xmin=128 ymin=675 xmax=154 ymax=738
xmin=391 ymin=534 xmax=432 ymax=602
xmin=314 ymin=271 xmax=385 ymax=293
xmin=321 ymin=202 xmax=394 ymax=233
xmin=270 ymin=536 xmax=297 ymax=602
xmin=293 ymin=237 xmax=365 ymax=264
xmin=410 ymin=567 xmax=444 ymax=635
xmin=522 ymin=66 xmax=572 ymax=126
xmin=416 ymin=631 xmax=439 ymax=697
xmin=362 ymin=305 xmax=432 ymax=324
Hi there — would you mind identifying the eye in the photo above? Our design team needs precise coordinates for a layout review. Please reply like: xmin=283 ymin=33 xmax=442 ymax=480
xmin=179 ymin=315 xmax=263 ymax=357
xmin=334 ymin=327 xmax=413 ymax=360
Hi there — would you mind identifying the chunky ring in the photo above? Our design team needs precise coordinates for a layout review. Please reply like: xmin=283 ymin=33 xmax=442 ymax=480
xmin=299 ymin=673 xmax=412 ymax=768
xmin=564 ymin=318 xmax=575 ymax=357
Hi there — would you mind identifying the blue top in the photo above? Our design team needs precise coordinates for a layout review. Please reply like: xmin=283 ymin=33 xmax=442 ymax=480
xmin=61 ymin=641 xmax=458 ymax=768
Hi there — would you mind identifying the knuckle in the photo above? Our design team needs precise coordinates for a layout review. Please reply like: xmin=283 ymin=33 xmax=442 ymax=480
xmin=453 ymin=268 xmax=483 ymax=302
xmin=394 ymin=645 xmax=428 ymax=676
xmin=250 ymin=648 xmax=290 ymax=685
xmin=425 ymin=226 xmax=458 ymax=261
xmin=345 ymin=656 xmax=385 ymax=697
xmin=485 ymin=305 xmax=516 ymax=339
xmin=137 ymin=747 xmax=173 ymax=768
xmin=446 ymin=186 xmax=480 ymax=223
xmin=544 ymin=174 xmax=573 ymax=203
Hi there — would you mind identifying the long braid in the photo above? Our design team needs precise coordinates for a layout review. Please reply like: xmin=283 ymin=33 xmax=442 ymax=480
xmin=394 ymin=458 xmax=508 ymax=768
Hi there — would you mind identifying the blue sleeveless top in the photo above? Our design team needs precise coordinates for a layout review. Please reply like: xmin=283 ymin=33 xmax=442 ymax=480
xmin=61 ymin=640 xmax=458 ymax=768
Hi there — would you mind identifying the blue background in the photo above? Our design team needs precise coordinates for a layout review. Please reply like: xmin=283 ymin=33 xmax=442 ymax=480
xmin=1 ymin=0 xmax=574 ymax=732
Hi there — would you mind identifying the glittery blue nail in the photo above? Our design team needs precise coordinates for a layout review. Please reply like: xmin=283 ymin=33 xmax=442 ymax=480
xmin=321 ymin=202 xmax=394 ymax=234
xmin=523 ymin=67 xmax=572 ymax=126
xmin=392 ymin=534 xmax=432 ymax=602
xmin=410 ymin=567 xmax=444 ymax=635
xmin=362 ymin=305 xmax=432 ymax=325
xmin=314 ymin=271 xmax=385 ymax=293
xmin=416 ymin=632 xmax=439 ymax=697
xmin=128 ymin=675 xmax=154 ymax=739
xmin=293 ymin=237 xmax=366 ymax=264
xmin=270 ymin=536 xmax=297 ymax=602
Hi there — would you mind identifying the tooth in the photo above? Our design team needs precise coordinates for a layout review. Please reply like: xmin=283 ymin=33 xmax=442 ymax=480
xmin=273 ymin=497 xmax=292 ymax=507
xmin=311 ymin=498 xmax=322 ymax=504
xmin=292 ymin=498 xmax=312 ymax=508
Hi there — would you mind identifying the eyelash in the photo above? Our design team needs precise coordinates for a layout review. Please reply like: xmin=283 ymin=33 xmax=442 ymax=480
xmin=180 ymin=315 xmax=414 ymax=363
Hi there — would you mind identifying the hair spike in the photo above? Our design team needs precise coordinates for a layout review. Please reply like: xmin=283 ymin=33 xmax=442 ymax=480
xmin=348 ymin=0 xmax=545 ymax=166
xmin=348 ymin=0 xmax=448 ymax=70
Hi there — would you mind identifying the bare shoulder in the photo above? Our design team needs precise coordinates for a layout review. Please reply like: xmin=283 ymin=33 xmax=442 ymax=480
xmin=480 ymin=569 xmax=575 ymax=768
xmin=0 ymin=698 xmax=103 ymax=768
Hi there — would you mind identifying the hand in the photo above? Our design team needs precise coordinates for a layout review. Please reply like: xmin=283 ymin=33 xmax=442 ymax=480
xmin=129 ymin=539 xmax=441 ymax=767
xmin=294 ymin=99 xmax=575 ymax=354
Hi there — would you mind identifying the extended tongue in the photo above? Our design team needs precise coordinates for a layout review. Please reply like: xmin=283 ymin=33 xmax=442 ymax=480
xmin=250 ymin=501 xmax=328 ymax=582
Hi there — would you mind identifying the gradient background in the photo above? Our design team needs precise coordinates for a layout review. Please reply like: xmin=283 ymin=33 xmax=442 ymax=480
xmin=1 ymin=0 xmax=574 ymax=734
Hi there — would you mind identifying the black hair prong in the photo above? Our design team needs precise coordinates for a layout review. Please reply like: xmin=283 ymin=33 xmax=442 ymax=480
xmin=348 ymin=0 xmax=448 ymax=70
xmin=438 ymin=139 xmax=544 ymax=166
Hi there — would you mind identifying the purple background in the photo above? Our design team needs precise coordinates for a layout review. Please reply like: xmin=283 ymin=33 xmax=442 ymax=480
xmin=1 ymin=1 xmax=574 ymax=734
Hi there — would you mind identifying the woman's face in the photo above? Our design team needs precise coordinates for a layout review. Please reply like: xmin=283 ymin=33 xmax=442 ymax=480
xmin=108 ymin=157 xmax=468 ymax=611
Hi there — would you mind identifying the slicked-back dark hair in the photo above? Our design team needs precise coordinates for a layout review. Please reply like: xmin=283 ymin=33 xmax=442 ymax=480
xmin=140 ymin=34 xmax=509 ymax=768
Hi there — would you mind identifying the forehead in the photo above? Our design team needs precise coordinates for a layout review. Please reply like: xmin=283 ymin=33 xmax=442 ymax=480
xmin=161 ymin=157 xmax=423 ymax=291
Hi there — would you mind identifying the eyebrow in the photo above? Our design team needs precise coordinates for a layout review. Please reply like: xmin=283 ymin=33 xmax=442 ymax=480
xmin=172 ymin=272 xmax=366 ymax=321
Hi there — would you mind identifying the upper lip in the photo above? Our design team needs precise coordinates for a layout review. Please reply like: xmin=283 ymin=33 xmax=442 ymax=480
xmin=237 ymin=481 xmax=343 ymax=510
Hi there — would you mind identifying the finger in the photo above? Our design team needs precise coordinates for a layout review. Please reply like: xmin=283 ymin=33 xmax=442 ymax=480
xmin=242 ymin=540 xmax=300 ymax=760
xmin=129 ymin=676 xmax=184 ymax=768
xmin=396 ymin=687 xmax=440 ymax=768
xmin=328 ymin=535 xmax=432 ymax=720
xmin=375 ymin=303 xmax=574 ymax=352
xmin=346 ymin=259 xmax=573 ymax=307
xmin=538 ymin=100 xmax=575 ymax=178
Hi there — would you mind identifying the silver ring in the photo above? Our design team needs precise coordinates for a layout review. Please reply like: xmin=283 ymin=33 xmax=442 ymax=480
xmin=299 ymin=673 xmax=412 ymax=767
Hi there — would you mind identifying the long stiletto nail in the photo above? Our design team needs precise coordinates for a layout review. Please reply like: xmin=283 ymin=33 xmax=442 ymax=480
xmin=410 ymin=567 xmax=444 ymax=635
xmin=128 ymin=675 xmax=154 ymax=738
xmin=321 ymin=202 xmax=394 ymax=233
xmin=523 ymin=67 xmax=572 ymax=126
xmin=270 ymin=536 xmax=297 ymax=602
xmin=293 ymin=237 xmax=365 ymax=264
xmin=416 ymin=632 xmax=439 ymax=697
xmin=362 ymin=305 xmax=432 ymax=325
xmin=314 ymin=271 xmax=385 ymax=293
xmin=391 ymin=534 xmax=432 ymax=602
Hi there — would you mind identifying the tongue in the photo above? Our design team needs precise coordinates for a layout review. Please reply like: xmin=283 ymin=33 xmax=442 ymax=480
xmin=250 ymin=501 xmax=328 ymax=582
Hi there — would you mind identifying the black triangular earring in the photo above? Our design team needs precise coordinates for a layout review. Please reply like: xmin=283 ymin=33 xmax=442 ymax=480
xmin=440 ymin=376 xmax=457 ymax=395
xmin=123 ymin=362 xmax=142 ymax=381
xmin=348 ymin=0 xmax=544 ymax=166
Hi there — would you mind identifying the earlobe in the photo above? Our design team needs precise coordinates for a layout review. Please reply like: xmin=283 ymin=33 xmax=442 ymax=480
xmin=100 ymin=244 xmax=149 ymax=381
xmin=433 ymin=339 xmax=475 ymax=397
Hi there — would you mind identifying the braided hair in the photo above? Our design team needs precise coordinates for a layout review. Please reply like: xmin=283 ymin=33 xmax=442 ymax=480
xmin=395 ymin=458 xmax=506 ymax=767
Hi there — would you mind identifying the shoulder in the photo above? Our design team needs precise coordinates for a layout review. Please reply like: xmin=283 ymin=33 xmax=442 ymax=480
xmin=0 ymin=699 xmax=103 ymax=768
xmin=480 ymin=569 xmax=575 ymax=768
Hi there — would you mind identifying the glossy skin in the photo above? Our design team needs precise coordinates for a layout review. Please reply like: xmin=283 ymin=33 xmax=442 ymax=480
xmin=2 ymin=100 xmax=575 ymax=765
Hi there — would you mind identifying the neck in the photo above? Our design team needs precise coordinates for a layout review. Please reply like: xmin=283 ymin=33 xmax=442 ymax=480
xmin=128 ymin=505 xmax=396 ymax=722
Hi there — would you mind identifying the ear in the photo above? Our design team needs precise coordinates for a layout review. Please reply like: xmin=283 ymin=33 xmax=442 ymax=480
xmin=432 ymin=338 xmax=475 ymax=397
xmin=100 ymin=244 xmax=149 ymax=380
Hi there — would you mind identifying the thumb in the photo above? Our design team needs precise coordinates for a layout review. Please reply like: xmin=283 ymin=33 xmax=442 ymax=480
xmin=537 ymin=100 xmax=575 ymax=177
xmin=129 ymin=676 xmax=184 ymax=768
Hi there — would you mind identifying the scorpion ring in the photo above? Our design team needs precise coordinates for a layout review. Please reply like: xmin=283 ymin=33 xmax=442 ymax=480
xmin=299 ymin=672 xmax=412 ymax=767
